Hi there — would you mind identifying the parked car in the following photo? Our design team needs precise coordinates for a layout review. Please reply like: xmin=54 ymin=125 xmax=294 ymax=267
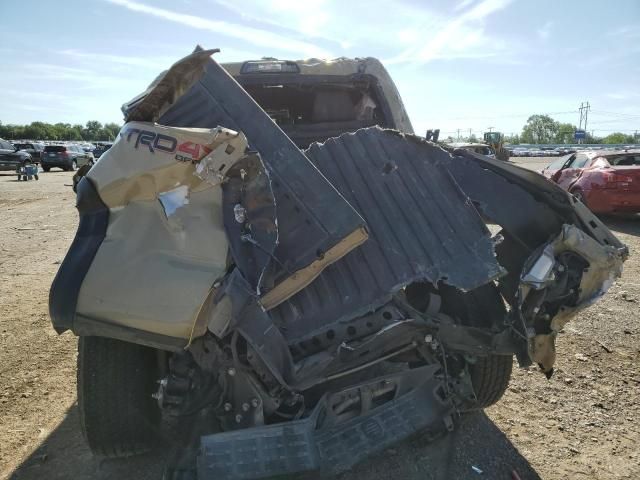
xmin=451 ymin=142 xmax=496 ymax=158
xmin=92 ymin=142 xmax=113 ymax=159
xmin=41 ymin=144 xmax=93 ymax=172
xmin=0 ymin=138 xmax=33 ymax=172
xmin=511 ymin=147 xmax=529 ymax=157
xmin=542 ymin=151 xmax=640 ymax=213
xmin=13 ymin=142 xmax=45 ymax=162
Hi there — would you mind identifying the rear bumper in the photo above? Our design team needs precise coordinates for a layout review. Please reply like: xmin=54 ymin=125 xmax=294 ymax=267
xmin=584 ymin=188 xmax=640 ymax=213
xmin=41 ymin=159 xmax=72 ymax=168
xmin=196 ymin=366 xmax=453 ymax=479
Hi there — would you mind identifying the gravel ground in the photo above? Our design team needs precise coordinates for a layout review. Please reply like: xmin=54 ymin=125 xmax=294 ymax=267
xmin=1 ymin=158 xmax=638 ymax=480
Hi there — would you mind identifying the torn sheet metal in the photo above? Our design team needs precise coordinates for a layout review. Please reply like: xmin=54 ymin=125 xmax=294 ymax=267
xmin=122 ymin=47 xmax=369 ymax=310
xmin=74 ymin=122 xmax=246 ymax=340
xmin=269 ymin=127 xmax=504 ymax=343
xmin=159 ymin=185 xmax=190 ymax=217
xmin=124 ymin=48 xmax=219 ymax=123
xmin=526 ymin=224 xmax=626 ymax=370
xmin=222 ymin=153 xmax=278 ymax=297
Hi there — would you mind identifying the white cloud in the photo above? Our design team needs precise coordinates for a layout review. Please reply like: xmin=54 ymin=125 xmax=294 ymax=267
xmin=388 ymin=0 xmax=514 ymax=64
xmin=537 ymin=20 xmax=553 ymax=40
xmin=105 ymin=0 xmax=332 ymax=58
xmin=605 ymin=92 xmax=640 ymax=101
xmin=58 ymin=49 xmax=174 ymax=69
xmin=607 ymin=25 xmax=640 ymax=39
xmin=210 ymin=0 xmax=351 ymax=48
xmin=20 ymin=64 xmax=139 ymax=91
xmin=454 ymin=0 xmax=476 ymax=11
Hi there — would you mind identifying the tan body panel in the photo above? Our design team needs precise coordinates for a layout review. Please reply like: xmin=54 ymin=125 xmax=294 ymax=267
xmin=77 ymin=122 xmax=246 ymax=339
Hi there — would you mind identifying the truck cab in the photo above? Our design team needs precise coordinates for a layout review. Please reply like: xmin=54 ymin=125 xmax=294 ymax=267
xmin=222 ymin=58 xmax=414 ymax=148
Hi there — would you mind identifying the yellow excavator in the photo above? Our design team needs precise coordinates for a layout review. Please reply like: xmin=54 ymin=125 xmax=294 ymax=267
xmin=483 ymin=131 xmax=510 ymax=161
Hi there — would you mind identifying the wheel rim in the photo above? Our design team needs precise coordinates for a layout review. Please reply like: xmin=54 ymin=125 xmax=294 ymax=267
xmin=72 ymin=161 xmax=77 ymax=170
xmin=573 ymin=190 xmax=585 ymax=203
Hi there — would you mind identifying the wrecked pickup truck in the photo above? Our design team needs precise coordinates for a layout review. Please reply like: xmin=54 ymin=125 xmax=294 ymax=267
xmin=49 ymin=49 xmax=627 ymax=479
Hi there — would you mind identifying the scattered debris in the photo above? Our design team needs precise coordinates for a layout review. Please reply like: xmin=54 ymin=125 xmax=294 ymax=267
xmin=471 ymin=465 xmax=484 ymax=474
xmin=574 ymin=353 xmax=589 ymax=362
xmin=597 ymin=340 xmax=613 ymax=353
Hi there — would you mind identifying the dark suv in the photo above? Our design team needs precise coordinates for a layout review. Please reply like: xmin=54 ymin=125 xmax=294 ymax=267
xmin=0 ymin=138 xmax=32 ymax=172
xmin=42 ymin=145 xmax=93 ymax=172
xmin=14 ymin=142 xmax=45 ymax=162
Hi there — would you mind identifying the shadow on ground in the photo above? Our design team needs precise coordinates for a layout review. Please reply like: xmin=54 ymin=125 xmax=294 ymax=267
xmin=10 ymin=405 xmax=539 ymax=480
xmin=601 ymin=214 xmax=640 ymax=237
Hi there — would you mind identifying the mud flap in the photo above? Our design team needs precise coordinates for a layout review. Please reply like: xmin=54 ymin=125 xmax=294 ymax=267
xmin=196 ymin=366 xmax=453 ymax=479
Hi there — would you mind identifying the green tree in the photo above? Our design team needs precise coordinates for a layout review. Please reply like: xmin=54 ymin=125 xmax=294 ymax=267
xmin=505 ymin=133 xmax=521 ymax=144
xmin=83 ymin=121 xmax=103 ymax=141
xmin=521 ymin=115 xmax=559 ymax=144
xmin=0 ymin=121 xmax=121 ymax=140
xmin=602 ymin=132 xmax=634 ymax=144
xmin=103 ymin=122 xmax=121 ymax=140
xmin=555 ymin=122 xmax=577 ymax=144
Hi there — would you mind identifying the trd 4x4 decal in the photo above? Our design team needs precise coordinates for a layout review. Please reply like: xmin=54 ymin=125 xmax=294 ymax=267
xmin=121 ymin=126 xmax=212 ymax=162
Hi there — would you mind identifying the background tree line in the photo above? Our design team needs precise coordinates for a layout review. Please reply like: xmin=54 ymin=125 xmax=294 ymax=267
xmin=2 ymin=117 xmax=636 ymax=145
xmin=505 ymin=114 xmax=637 ymax=145
xmin=0 ymin=121 xmax=121 ymax=142
xmin=447 ymin=114 xmax=637 ymax=145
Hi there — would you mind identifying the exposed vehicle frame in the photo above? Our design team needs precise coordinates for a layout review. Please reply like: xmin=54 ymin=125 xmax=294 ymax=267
xmin=49 ymin=49 xmax=627 ymax=480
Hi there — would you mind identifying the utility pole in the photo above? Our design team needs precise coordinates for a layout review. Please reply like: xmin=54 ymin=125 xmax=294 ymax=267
xmin=487 ymin=126 xmax=494 ymax=132
xmin=457 ymin=129 xmax=460 ymax=141
xmin=578 ymin=101 xmax=591 ymax=144
xmin=469 ymin=128 xmax=472 ymax=139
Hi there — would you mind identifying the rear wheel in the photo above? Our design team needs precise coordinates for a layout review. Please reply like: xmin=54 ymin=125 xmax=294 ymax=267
xmin=496 ymin=148 xmax=510 ymax=161
xmin=77 ymin=336 xmax=160 ymax=457
xmin=468 ymin=354 xmax=513 ymax=409
xmin=43 ymin=166 xmax=50 ymax=172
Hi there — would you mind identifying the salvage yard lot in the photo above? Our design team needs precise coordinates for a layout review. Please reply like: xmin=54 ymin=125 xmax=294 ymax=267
xmin=1 ymin=158 xmax=639 ymax=480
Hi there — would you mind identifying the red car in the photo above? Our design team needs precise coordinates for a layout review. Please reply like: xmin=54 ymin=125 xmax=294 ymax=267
xmin=541 ymin=150 xmax=640 ymax=213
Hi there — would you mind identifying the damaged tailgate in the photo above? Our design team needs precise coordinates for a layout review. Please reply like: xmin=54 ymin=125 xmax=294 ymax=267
xmin=124 ymin=48 xmax=369 ymax=308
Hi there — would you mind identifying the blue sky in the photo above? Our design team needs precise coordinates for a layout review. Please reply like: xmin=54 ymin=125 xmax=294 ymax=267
xmin=1 ymin=0 xmax=639 ymax=138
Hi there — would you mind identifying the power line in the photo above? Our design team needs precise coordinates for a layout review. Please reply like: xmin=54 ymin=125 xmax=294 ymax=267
xmin=590 ymin=110 xmax=640 ymax=119
xmin=589 ymin=118 xmax=639 ymax=125
xmin=438 ymin=110 xmax=578 ymax=121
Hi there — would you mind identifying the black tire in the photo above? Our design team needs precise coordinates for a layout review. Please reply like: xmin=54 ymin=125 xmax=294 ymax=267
xmin=77 ymin=336 xmax=160 ymax=457
xmin=22 ymin=175 xmax=28 ymax=181
xmin=34 ymin=174 xmax=39 ymax=180
xmin=469 ymin=354 xmax=513 ymax=409
xmin=43 ymin=166 xmax=50 ymax=172
xmin=71 ymin=160 xmax=78 ymax=171
xmin=496 ymin=148 xmax=510 ymax=161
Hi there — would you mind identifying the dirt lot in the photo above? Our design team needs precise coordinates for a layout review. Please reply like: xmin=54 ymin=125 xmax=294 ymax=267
xmin=1 ymin=159 xmax=639 ymax=480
